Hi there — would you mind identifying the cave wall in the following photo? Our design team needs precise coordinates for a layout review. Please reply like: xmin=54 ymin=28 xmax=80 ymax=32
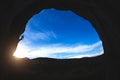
xmin=0 ymin=0 xmax=120 ymax=80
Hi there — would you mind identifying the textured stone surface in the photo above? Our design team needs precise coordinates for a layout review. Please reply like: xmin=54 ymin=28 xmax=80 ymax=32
xmin=0 ymin=0 xmax=120 ymax=80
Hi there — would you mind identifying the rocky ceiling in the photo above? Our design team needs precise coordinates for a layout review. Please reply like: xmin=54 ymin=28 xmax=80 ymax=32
xmin=0 ymin=0 xmax=120 ymax=80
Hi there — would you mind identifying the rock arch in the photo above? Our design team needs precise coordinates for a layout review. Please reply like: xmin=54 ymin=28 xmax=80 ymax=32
xmin=0 ymin=0 xmax=119 ymax=80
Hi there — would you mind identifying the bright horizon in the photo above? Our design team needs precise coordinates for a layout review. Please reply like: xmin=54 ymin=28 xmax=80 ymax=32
xmin=13 ymin=8 xmax=104 ymax=59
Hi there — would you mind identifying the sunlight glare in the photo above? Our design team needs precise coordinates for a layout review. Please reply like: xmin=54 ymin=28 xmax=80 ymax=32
xmin=13 ymin=44 xmax=28 ymax=58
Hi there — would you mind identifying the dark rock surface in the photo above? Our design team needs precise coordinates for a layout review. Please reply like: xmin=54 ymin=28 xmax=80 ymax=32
xmin=0 ymin=0 xmax=120 ymax=80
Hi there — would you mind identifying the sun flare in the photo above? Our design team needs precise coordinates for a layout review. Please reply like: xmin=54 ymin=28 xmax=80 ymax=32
xmin=13 ymin=44 xmax=28 ymax=58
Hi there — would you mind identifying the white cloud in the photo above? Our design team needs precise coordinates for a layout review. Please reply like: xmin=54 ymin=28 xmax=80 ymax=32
xmin=69 ymin=50 xmax=104 ymax=58
xmin=25 ymin=31 xmax=56 ymax=41
xmin=23 ymin=26 xmax=57 ymax=42
xmin=13 ymin=41 xmax=103 ymax=59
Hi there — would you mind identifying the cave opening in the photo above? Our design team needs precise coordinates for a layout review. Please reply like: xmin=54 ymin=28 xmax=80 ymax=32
xmin=13 ymin=8 xmax=104 ymax=59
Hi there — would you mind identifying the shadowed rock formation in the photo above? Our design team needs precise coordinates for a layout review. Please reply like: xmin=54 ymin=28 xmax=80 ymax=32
xmin=0 ymin=0 xmax=120 ymax=80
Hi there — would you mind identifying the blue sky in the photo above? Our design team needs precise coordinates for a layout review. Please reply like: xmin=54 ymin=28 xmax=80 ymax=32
xmin=13 ymin=8 xmax=104 ymax=59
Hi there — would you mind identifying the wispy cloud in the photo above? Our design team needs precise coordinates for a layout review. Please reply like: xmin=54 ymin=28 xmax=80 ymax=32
xmin=69 ymin=50 xmax=104 ymax=58
xmin=23 ymin=28 xmax=57 ymax=43
xmin=14 ymin=41 xmax=103 ymax=59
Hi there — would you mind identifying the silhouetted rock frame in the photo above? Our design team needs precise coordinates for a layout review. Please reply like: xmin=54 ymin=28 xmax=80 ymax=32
xmin=0 ymin=0 xmax=120 ymax=80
